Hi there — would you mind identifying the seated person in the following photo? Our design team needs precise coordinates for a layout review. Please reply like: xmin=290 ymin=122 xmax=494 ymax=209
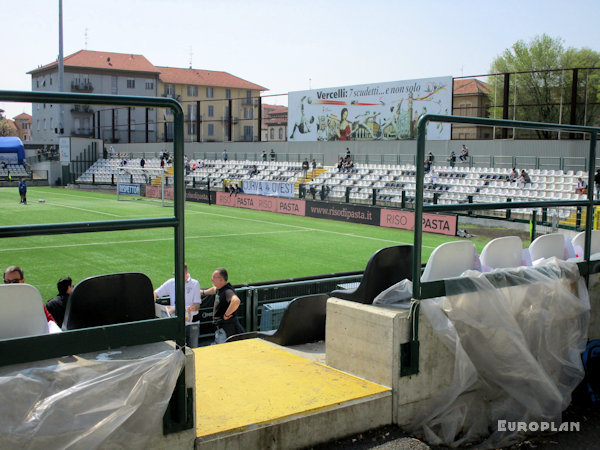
xmin=508 ymin=168 xmax=518 ymax=182
xmin=45 ymin=276 xmax=73 ymax=328
xmin=424 ymin=158 xmax=431 ymax=173
xmin=459 ymin=145 xmax=469 ymax=161
xmin=518 ymin=170 xmax=531 ymax=187
xmin=575 ymin=177 xmax=588 ymax=195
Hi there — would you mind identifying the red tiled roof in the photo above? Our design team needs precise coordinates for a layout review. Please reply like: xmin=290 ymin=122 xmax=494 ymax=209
xmin=262 ymin=104 xmax=288 ymax=128
xmin=453 ymin=78 xmax=490 ymax=95
xmin=157 ymin=66 xmax=267 ymax=91
xmin=28 ymin=50 xmax=160 ymax=74
xmin=13 ymin=113 xmax=32 ymax=121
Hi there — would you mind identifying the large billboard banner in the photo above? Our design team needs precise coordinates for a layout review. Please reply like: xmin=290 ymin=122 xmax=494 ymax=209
xmin=288 ymin=76 xmax=452 ymax=142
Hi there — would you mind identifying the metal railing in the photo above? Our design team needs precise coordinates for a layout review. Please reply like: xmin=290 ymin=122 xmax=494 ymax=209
xmin=0 ymin=89 xmax=190 ymax=433
xmin=401 ymin=114 xmax=600 ymax=377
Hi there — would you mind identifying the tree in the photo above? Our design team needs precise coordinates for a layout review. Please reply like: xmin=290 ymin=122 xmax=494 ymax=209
xmin=488 ymin=34 xmax=600 ymax=138
xmin=0 ymin=119 xmax=17 ymax=137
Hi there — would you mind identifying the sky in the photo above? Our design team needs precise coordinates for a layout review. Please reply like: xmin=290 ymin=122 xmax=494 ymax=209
xmin=1 ymin=0 xmax=599 ymax=119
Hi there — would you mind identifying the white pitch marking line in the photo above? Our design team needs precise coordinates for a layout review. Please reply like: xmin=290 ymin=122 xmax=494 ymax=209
xmin=0 ymin=229 xmax=312 ymax=252
xmin=45 ymin=202 xmax=121 ymax=217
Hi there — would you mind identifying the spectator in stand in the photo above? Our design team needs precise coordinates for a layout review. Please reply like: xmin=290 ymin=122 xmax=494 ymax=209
xmin=337 ymin=157 xmax=344 ymax=172
xmin=345 ymin=147 xmax=351 ymax=158
xmin=459 ymin=144 xmax=469 ymax=162
xmin=160 ymin=157 xmax=165 ymax=168
xmin=508 ymin=168 xmax=519 ymax=182
xmin=222 ymin=149 xmax=228 ymax=161
xmin=154 ymin=264 xmax=201 ymax=348
xmin=518 ymin=170 xmax=531 ymax=188
xmin=447 ymin=151 xmax=456 ymax=168
xmin=270 ymin=149 xmax=276 ymax=161
xmin=424 ymin=158 xmax=431 ymax=174
xmin=248 ymin=165 xmax=258 ymax=177
xmin=427 ymin=152 xmax=435 ymax=164
xmin=595 ymin=169 xmax=600 ymax=198
xmin=575 ymin=177 xmax=588 ymax=195
xmin=262 ymin=150 xmax=267 ymax=161
xmin=302 ymin=158 xmax=309 ymax=179
xmin=343 ymin=156 xmax=354 ymax=173
xmin=46 ymin=276 xmax=73 ymax=328
xmin=140 ymin=157 xmax=145 ymax=168
xmin=311 ymin=158 xmax=317 ymax=176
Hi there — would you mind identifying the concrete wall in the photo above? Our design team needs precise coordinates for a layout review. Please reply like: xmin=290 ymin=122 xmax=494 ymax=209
xmin=325 ymin=298 xmax=455 ymax=428
xmin=111 ymin=139 xmax=593 ymax=167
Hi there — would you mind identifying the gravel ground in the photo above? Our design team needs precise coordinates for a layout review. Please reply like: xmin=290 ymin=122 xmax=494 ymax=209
xmin=308 ymin=400 xmax=599 ymax=449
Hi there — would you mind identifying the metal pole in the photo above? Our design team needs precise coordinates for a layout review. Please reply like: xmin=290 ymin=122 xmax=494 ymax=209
xmin=58 ymin=0 xmax=64 ymax=135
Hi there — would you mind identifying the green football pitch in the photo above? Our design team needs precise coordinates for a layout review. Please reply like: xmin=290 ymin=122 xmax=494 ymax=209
xmin=1 ymin=186 xmax=478 ymax=301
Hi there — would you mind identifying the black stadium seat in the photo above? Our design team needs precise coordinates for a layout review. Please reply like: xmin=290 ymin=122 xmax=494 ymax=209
xmin=226 ymin=294 xmax=328 ymax=346
xmin=62 ymin=272 xmax=156 ymax=330
xmin=330 ymin=245 xmax=413 ymax=304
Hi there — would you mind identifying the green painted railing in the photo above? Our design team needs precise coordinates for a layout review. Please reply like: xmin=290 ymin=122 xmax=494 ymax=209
xmin=400 ymin=114 xmax=600 ymax=377
xmin=0 ymin=90 xmax=190 ymax=432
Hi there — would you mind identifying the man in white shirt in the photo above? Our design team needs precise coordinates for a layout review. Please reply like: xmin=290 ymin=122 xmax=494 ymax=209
xmin=154 ymin=264 xmax=202 ymax=348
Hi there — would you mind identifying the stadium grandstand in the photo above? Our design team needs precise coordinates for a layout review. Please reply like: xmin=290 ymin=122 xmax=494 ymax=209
xmin=1 ymin=89 xmax=600 ymax=449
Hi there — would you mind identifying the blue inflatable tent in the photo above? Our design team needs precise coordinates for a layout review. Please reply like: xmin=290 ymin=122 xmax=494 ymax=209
xmin=0 ymin=137 xmax=25 ymax=165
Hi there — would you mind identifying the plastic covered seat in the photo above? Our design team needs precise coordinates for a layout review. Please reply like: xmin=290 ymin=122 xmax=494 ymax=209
xmin=63 ymin=272 xmax=156 ymax=330
xmin=330 ymin=245 xmax=413 ymax=304
xmin=480 ymin=236 xmax=524 ymax=270
xmin=226 ymin=294 xmax=328 ymax=346
xmin=0 ymin=284 xmax=48 ymax=339
xmin=528 ymin=233 xmax=567 ymax=262
xmin=571 ymin=230 xmax=600 ymax=260
xmin=421 ymin=241 xmax=480 ymax=282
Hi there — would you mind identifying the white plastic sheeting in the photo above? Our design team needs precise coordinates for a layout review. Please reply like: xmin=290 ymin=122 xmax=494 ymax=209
xmin=0 ymin=345 xmax=184 ymax=449
xmin=412 ymin=259 xmax=590 ymax=448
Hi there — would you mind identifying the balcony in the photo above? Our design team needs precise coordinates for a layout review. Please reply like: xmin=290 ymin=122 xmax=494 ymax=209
xmin=70 ymin=81 xmax=93 ymax=92
xmin=70 ymin=105 xmax=94 ymax=115
xmin=71 ymin=128 xmax=94 ymax=137
xmin=162 ymin=92 xmax=181 ymax=101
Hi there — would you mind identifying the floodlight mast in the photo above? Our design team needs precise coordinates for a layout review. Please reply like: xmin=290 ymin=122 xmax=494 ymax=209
xmin=58 ymin=0 xmax=64 ymax=135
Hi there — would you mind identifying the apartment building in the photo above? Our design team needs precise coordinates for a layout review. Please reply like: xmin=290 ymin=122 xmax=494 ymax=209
xmin=13 ymin=113 xmax=32 ymax=141
xmin=28 ymin=50 xmax=160 ymax=143
xmin=156 ymin=67 xmax=266 ymax=142
xmin=261 ymin=104 xmax=288 ymax=141
xmin=452 ymin=78 xmax=492 ymax=139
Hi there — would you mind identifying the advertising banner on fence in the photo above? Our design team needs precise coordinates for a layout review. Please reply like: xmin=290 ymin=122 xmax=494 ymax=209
xmin=145 ymin=185 xmax=174 ymax=200
xmin=288 ymin=76 xmax=452 ymax=142
xmin=216 ymin=192 xmax=305 ymax=216
xmin=118 ymin=183 xmax=140 ymax=196
xmin=242 ymin=180 xmax=295 ymax=198
xmin=380 ymin=209 xmax=457 ymax=236
xmin=186 ymin=188 xmax=213 ymax=204
xmin=305 ymin=200 xmax=380 ymax=226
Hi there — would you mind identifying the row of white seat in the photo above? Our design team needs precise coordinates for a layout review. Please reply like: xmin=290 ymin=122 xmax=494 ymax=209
xmin=422 ymin=231 xmax=596 ymax=282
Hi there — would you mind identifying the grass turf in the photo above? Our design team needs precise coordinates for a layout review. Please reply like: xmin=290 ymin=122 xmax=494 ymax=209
xmin=1 ymin=186 xmax=476 ymax=301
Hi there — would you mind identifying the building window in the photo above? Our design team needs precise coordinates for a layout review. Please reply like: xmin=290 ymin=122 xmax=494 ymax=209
xmin=145 ymin=81 xmax=154 ymax=90
xmin=225 ymin=126 xmax=229 ymax=137
xmin=165 ymin=84 xmax=174 ymax=96
xmin=270 ymin=129 xmax=274 ymax=139
xmin=187 ymin=104 xmax=196 ymax=121
xmin=244 ymin=108 xmax=253 ymax=119
xmin=187 ymin=123 xmax=197 ymax=135
xmin=226 ymin=88 xmax=231 ymax=99
xmin=243 ymin=125 xmax=253 ymax=141
xmin=36 ymin=79 xmax=39 ymax=88
xmin=206 ymin=87 xmax=214 ymax=98
xmin=127 ymin=79 xmax=135 ymax=89
xmin=187 ymin=85 xmax=198 ymax=97
xmin=208 ymin=124 xmax=214 ymax=136
xmin=279 ymin=128 xmax=284 ymax=140
xmin=208 ymin=105 xmax=214 ymax=117
xmin=225 ymin=106 xmax=230 ymax=118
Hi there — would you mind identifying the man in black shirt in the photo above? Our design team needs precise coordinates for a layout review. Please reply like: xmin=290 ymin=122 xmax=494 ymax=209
xmin=46 ymin=276 xmax=73 ymax=328
xmin=201 ymin=268 xmax=245 ymax=339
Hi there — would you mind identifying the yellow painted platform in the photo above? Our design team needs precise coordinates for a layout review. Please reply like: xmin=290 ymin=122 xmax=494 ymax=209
xmin=194 ymin=339 xmax=390 ymax=438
